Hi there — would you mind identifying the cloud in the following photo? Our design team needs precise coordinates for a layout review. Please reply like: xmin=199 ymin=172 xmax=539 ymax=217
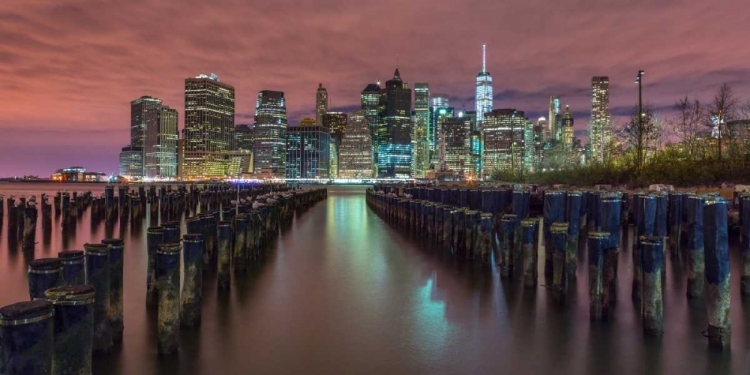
xmin=0 ymin=0 xmax=748 ymax=175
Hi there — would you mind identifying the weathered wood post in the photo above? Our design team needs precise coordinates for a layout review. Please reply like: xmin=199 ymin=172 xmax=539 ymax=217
xmin=686 ymin=195 xmax=705 ymax=299
xmin=565 ymin=192 xmax=581 ymax=279
xmin=156 ymin=242 xmax=181 ymax=354
xmin=181 ymin=234 xmax=204 ymax=328
xmin=22 ymin=201 xmax=38 ymax=250
xmin=588 ymin=232 xmax=611 ymax=321
xmin=704 ymin=198 xmax=730 ymax=349
xmin=0 ymin=300 xmax=54 ymax=375
xmin=551 ymin=222 xmax=569 ymax=304
xmin=45 ymin=285 xmax=95 ymax=375
xmin=217 ymin=221 xmax=232 ymax=290
xmin=58 ymin=250 xmax=85 ymax=286
xmin=640 ymin=236 xmax=664 ymax=335
xmin=146 ymin=227 xmax=164 ymax=307
xmin=668 ymin=192 xmax=683 ymax=256
xmin=543 ymin=191 xmax=565 ymax=282
xmin=741 ymin=194 xmax=750 ymax=298
xmin=521 ymin=219 xmax=538 ymax=288
xmin=101 ymin=238 xmax=124 ymax=343
xmin=500 ymin=214 xmax=518 ymax=278
xmin=83 ymin=243 xmax=112 ymax=354
xmin=633 ymin=194 xmax=656 ymax=302
xmin=600 ymin=195 xmax=621 ymax=304
xmin=27 ymin=258 xmax=63 ymax=300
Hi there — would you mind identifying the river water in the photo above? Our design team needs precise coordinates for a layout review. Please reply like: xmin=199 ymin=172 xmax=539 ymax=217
xmin=0 ymin=183 xmax=748 ymax=374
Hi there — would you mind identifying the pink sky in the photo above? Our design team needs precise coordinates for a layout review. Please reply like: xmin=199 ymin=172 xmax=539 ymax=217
xmin=1 ymin=0 xmax=749 ymax=176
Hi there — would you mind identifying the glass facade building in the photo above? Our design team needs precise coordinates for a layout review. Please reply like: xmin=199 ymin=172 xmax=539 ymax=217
xmin=145 ymin=106 xmax=178 ymax=179
xmin=482 ymin=109 xmax=526 ymax=177
xmin=286 ymin=118 xmax=330 ymax=179
xmin=442 ymin=117 xmax=472 ymax=175
xmin=589 ymin=76 xmax=611 ymax=163
xmin=253 ymin=90 xmax=288 ymax=176
xmin=377 ymin=69 xmax=413 ymax=178
xmin=119 ymin=146 xmax=143 ymax=179
xmin=475 ymin=45 xmax=493 ymax=126
xmin=316 ymin=83 xmax=328 ymax=127
xmin=130 ymin=96 xmax=162 ymax=178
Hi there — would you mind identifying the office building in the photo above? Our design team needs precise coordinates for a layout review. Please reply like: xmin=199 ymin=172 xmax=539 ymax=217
xmin=182 ymin=73 xmax=235 ymax=179
xmin=482 ymin=109 xmax=526 ymax=177
xmin=144 ymin=106 xmax=178 ymax=179
xmin=119 ymin=146 xmax=143 ymax=179
xmin=377 ymin=68 xmax=413 ymax=178
xmin=475 ymin=45 xmax=493 ymax=126
xmin=130 ymin=96 xmax=162 ymax=178
xmin=430 ymin=107 xmax=454 ymax=166
xmin=590 ymin=76 xmax=611 ymax=163
xmin=441 ymin=117 xmax=472 ymax=175
xmin=561 ymin=106 xmax=574 ymax=150
xmin=339 ymin=111 xmax=373 ymax=178
xmin=286 ymin=118 xmax=330 ymax=179
xmin=548 ymin=96 xmax=561 ymax=141
xmin=234 ymin=124 xmax=254 ymax=152
xmin=316 ymin=83 xmax=329 ymax=126
xmin=253 ymin=90 xmax=288 ymax=177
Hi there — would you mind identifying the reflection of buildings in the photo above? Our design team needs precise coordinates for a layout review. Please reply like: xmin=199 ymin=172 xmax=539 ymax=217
xmin=52 ymin=167 xmax=107 ymax=182
xmin=482 ymin=109 xmax=526 ymax=176
xmin=286 ymin=118 xmax=330 ymax=179
xmin=339 ymin=111 xmax=373 ymax=178
xmin=253 ymin=90 xmax=287 ymax=177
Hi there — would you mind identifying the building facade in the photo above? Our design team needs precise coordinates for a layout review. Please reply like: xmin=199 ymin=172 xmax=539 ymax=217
xmin=286 ymin=118 xmax=330 ymax=179
xmin=377 ymin=69 xmax=413 ymax=178
xmin=339 ymin=111 xmax=373 ymax=178
xmin=145 ymin=106 xmax=178 ymax=179
xmin=589 ymin=76 xmax=611 ymax=163
xmin=475 ymin=45 xmax=493 ymax=126
xmin=442 ymin=117 xmax=472 ymax=175
xmin=253 ymin=90 xmax=288 ymax=177
xmin=119 ymin=146 xmax=143 ymax=179
xmin=316 ymin=83 xmax=328 ymax=127
xmin=548 ymin=96 xmax=561 ymax=142
xmin=182 ymin=73 xmax=235 ymax=179
xmin=482 ymin=109 xmax=526 ymax=177
xmin=560 ymin=106 xmax=574 ymax=150
xmin=130 ymin=96 xmax=162 ymax=178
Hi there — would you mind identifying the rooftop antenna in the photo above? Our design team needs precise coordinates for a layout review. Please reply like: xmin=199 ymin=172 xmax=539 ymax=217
xmin=482 ymin=44 xmax=487 ymax=73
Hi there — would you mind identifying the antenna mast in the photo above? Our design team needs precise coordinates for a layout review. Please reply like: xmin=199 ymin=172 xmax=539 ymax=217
xmin=482 ymin=44 xmax=486 ymax=73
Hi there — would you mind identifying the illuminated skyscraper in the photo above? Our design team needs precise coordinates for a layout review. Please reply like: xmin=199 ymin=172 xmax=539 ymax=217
xmin=130 ymin=96 xmax=162 ymax=178
xmin=482 ymin=109 xmax=526 ymax=177
xmin=316 ymin=83 xmax=328 ymax=126
xmin=323 ymin=112 xmax=347 ymax=178
xmin=119 ymin=146 xmax=143 ymax=179
xmin=182 ymin=73 xmax=235 ymax=178
xmin=413 ymin=83 xmax=430 ymax=177
xmin=561 ymin=105 xmax=574 ymax=150
xmin=441 ymin=117 xmax=472 ymax=175
xmin=253 ymin=90 xmax=287 ymax=176
xmin=361 ymin=82 xmax=381 ymax=174
xmin=475 ymin=45 xmax=493 ymax=126
xmin=431 ymin=95 xmax=450 ymax=109
xmin=234 ymin=124 xmax=254 ymax=151
xmin=431 ymin=107 xmax=454 ymax=167
xmin=377 ymin=68 xmax=412 ymax=178
xmin=590 ymin=76 xmax=611 ymax=163
xmin=548 ymin=96 xmax=561 ymax=141
xmin=286 ymin=118 xmax=330 ymax=179
xmin=145 ymin=106 xmax=178 ymax=179
xmin=469 ymin=130 xmax=483 ymax=178
xmin=339 ymin=111 xmax=373 ymax=178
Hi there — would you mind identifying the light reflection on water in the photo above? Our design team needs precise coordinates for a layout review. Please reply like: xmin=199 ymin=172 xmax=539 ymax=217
xmin=0 ymin=183 xmax=746 ymax=374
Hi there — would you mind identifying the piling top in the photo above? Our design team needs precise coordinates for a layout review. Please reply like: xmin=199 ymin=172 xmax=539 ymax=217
xmin=29 ymin=258 xmax=62 ymax=271
xmin=218 ymin=220 xmax=232 ymax=227
xmin=567 ymin=191 xmax=582 ymax=197
xmin=501 ymin=214 xmax=518 ymax=221
xmin=45 ymin=285 xmax=95 ymax=304
xmin=157 ymin=242 xmax=182 ymax=255
xmin=101 ymin=238 xmax=124 ymax=248
xmin=163 ymin=221 xmax=180 ymax=229
xmin=704 ymin=197 xmax=727 ymax=206
xmin=588 ymin=232 xmax=611 ymax=239
xmin=183 ymin=233 xmax=204 ymax=243
xmin=58 ymin=250 xmax=84 ymax=259
xmin=147 ymin=226 xmax=164 ymax=234
xmin=639 ymin=235 xmax=663 ymax=247
xmin=0 ymin=300 xmax=53 ymax=325
xmin=83 ymin=243 xmax=110 ymax=255
xmin=481 ymin=212 xmax=493 ymax=219
xmin=521 ymin=219 xmax=537 ymax=227
xmin=551 ymin=222 xmax=569 ymax=233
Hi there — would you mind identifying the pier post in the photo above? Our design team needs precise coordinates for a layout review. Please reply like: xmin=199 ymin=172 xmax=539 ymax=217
xmin=23 ymin=202 xmax=37 ymax=250
xmin=479 ymin=213 xmax=493 ymax=265
xmin=600 ymin=195 xmax=622 ymax=304
xmin=634 ymin=194 xmax=656 ymax=302
xmin=521 ymin=219 xmax=537 ymax=288
xmin=181 ymin=234 xmax=204 ymax=328
xmin=500 ymin=214 xmax=518 ymax=278
xmin=0 ymin=300 xmax=54 ymax=375
xmin=234 ymin=214 xmax=248 ymax=272
xmin=686 ymin=195 xmax=705 ymax=299
xmin=640 ymin=236 xmax=664 ymax=335
xmin=551 ymin=222 xmax=569 ymax=304
xmin=83 ymin=243 xmax=112 ymax=354
xmin=669 ymin=192 xmax=683 ymax=256
xmin=543 ymin=191 xmax=566 ymax=282
xmin=156 ymin=243 xmax=181 ymax=355
xmin=217 ymin=221 xmax=232 ymax=290
xmin=704 ymin=198 xmax=730 ymax=349
xmin=146 ymin=227 xmax=164 ymax=307
xmin=588 ymin=232 xmax=611 ymax=321
xmin=741 ymin=195 xmax=750 ymax=297
xmin=452 ymin=209 xmax=466 ymax=257
xmin=101 ymin=238 xmax=124 ymax=343
xmin=27 ymin=258 xmax=62 ymax=300
xmin=566 ymin=192 xmax=581 ymax=279
xmin=45 ymin=285 xmax=95 ymax=375
xmin=58 ymin=250 xmax=85 ymax=286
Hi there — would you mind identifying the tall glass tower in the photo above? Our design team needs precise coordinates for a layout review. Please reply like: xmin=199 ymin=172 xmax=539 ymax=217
xmin=253 ymin=90 xmax=288 ymax=177
xmin=589 ymin=76 xmax=611 ymax=163
xmin=316 ymin=83 xmax=328 ymax=126
xmin=475 ymin=45 xmax=493 ymax=126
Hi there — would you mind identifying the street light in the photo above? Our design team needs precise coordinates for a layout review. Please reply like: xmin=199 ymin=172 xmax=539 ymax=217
xmin=635 ymin=70 xmax=645 ymax=169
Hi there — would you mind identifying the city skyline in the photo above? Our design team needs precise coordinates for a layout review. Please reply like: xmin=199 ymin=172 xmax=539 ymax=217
xmin=1 ymin=1 xmax=748 ymax=176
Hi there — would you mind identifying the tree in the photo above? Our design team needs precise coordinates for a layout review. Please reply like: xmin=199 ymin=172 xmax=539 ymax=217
xmin=620 ymin=104 xmax=659 ymax=170
xmin=706 ymin=83 xmax=738 ymax=160
xmin=670 ymin=96 xmax=703 ymax=160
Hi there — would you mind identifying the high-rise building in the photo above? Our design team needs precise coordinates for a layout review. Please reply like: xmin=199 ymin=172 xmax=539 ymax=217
xmin=377 ymin=68 xmax=413 ymax=178
xmin=441 ymin=117 xmax=472 ymax=175
xmin=323 ymin=112 xmax=348 ymax=144
xmin=286 ymin=118 xmax=330 ymax=179
xmin=469 ymin=130 xmax=483 ymax=178
xmin=482 ymin=109 xmax=526 ymax=177
xmin=475 ymin=45 xmax=493 ymax=126
xmin=361 ymin=82 xmax=381 ymax=175
xmin=229 ymin=124 xmax=253 ymax=176
xmin=145 ymin=106 xmax=178 ymax=179
xmin=119 ymin=146 xmax=143 ymax=179
xmin=522 ymin=118 xmax=535 ymax=172
xmin=561 ymin=105 xmax=575 ymax=150
xmin=590 ymin=76 xmax=611 ymax=163
xmin=316 ymin=83 xmax=329 ymax=127
xmin=430 ymin=107 xmax=454 ymax=167
xmin=413 ymin=83 xmax=430 ymax=178
xmin=253 ymin=90 xmax=288 ymax=177
xmin=548 ymin=96 xmax=561 ymax=142
xmin=182 ymin=73 xmax=235 ymax=179
xmin=431 ymin=94 xmax=450 ymax=109
xmin=234 ymin=124 xmax=254 ymax=152
xmin=130 ymin=96 xmax=162 ymax=178
xmin=339 ymin=111 xmax=373 ymax=178
xmin=532 ymin=118 xmax=546 ymax=171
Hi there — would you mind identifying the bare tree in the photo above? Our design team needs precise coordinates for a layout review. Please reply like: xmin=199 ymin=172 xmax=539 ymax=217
xmin=621 ymin=104 xmax=659 ymax=170
xmin=706 ymin=83 xmax=739 ymax=160
xmin=670 ymin=96 xmax=703 ymax=159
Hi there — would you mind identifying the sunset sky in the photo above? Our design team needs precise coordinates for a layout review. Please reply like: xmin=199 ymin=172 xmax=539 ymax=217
xmin=1 ymin=0 xmax=748 ymax=176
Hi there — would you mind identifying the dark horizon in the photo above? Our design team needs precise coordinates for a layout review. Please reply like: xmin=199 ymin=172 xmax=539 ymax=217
xmin=1 ymin=0 xmax=748 ymax=176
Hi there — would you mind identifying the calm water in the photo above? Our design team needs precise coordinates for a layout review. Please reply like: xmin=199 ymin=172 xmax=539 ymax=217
xmin=0 ymin=183 xmax=748 ymax=374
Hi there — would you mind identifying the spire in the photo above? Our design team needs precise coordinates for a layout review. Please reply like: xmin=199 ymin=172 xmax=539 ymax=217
xmin=482 ymin=44 xmax=486 ymax=73
xmin=393 ymin=68 xmax=401 ymax=80
xmin=318 ymin=83 xmax=323 ymax=89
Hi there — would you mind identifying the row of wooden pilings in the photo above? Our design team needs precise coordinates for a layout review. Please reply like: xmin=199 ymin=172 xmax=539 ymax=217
xmin=367 ymin=185 xmax=735 ymax=350
xmin=0 ymin=186 xmax=328 ymax=375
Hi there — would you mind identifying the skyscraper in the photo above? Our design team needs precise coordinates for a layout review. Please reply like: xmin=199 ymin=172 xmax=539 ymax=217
xmin=130 ymin=96 xmax=162 ymax=178
xmin=253 ymin=90 xmax=287 ymax=176
xmin=361 ymin=82 xmax=381 ymax=175
xmin=145 ymin=106 xmax=178 ymax=179
xmin=286 ymin=118 xmax=330 ymax=179
xmin=548 ymin=96 xmax=561 ymax=141
xmin=119 ymin=146 xmax=143 ymax=179
xmin=182 ymin=73 xmax=235 ymax=179
xmin=441 ymin=117 xmax=472 ymax=175
xmin=475 ymin=45 xmax=493 ymax=126
xmin=323 ymin=112 xmax=347 ymax=178
xmin=561 ymin=105 xmax=574 ymax=150
xmin=339 ymin=111 xmax=373 ymax=178
xmin=482 ymin=109 xmax=526 ymax=177
xmin=377 ymin=68 xmax=413 ymax=178
xmin=316 ymin=83 xmax=328 ymax=127
xmin=413 ymin=83 xmax=430 ymax=177
xmin=234 ymin=124 xmax=254 ymax=152
xmin=590 ymin=76 xmax=611 ymax=163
